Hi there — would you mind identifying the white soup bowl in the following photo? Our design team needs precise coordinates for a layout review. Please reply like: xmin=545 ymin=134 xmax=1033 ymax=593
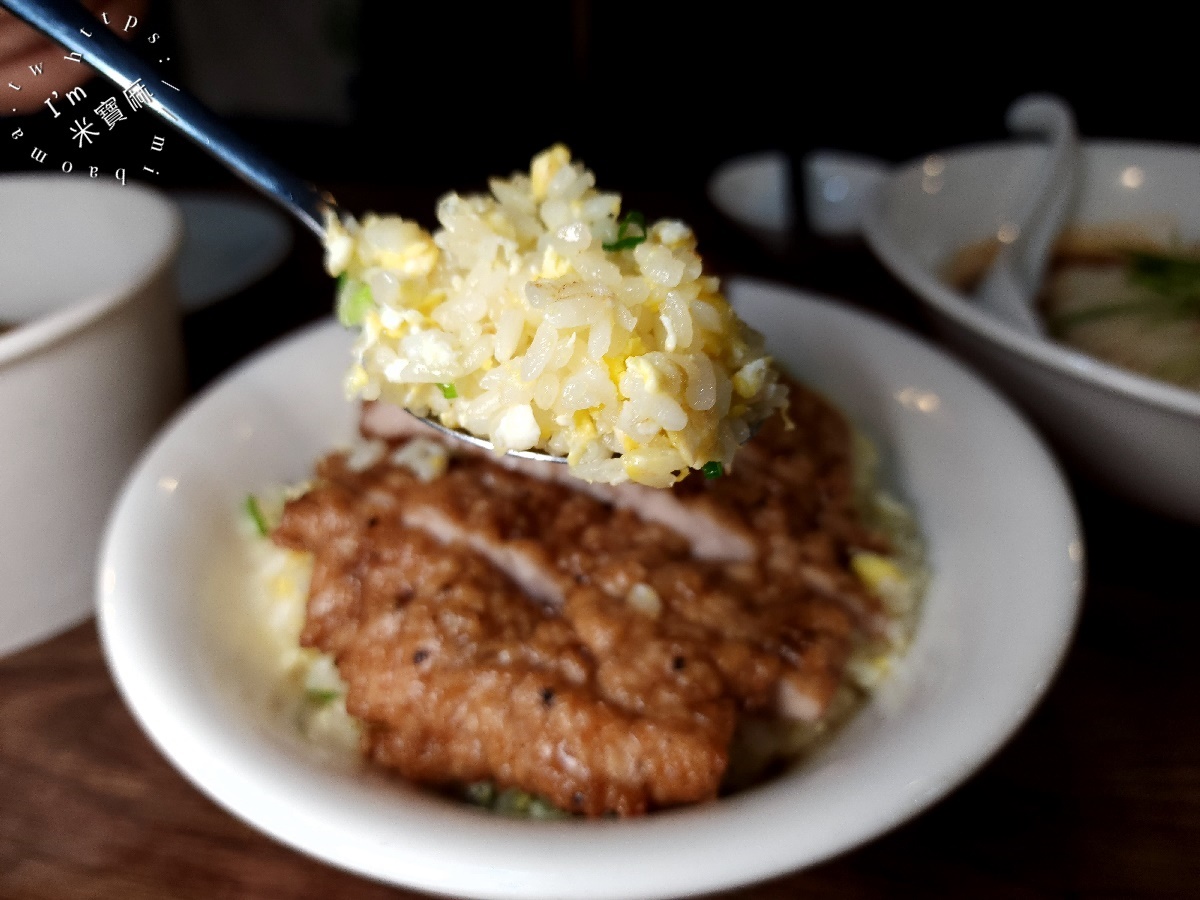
xmin=861 ymin=141 xmax=1200 ymax=523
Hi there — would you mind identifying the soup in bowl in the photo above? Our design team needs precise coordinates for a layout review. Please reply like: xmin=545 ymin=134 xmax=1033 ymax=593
xmin=862 ymin=140 xmax=1200 ymax=523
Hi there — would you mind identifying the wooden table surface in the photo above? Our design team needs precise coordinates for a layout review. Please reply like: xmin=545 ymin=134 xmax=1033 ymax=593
xmin=2 ymin=183 xmax=1198 ymax=900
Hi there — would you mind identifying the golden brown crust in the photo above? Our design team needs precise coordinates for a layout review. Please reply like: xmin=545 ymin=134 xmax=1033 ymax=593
xmin=273 ymin=381 xmax=885 ymax=816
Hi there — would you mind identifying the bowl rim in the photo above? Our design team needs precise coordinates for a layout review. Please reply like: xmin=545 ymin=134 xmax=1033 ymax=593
xmin=862 ymin=138 xmax=1200 ymax=421
xmin=95 ymin=277 xmax=1085 ymax=900
xmin=0 ymin=174 xmax=184 ymax=368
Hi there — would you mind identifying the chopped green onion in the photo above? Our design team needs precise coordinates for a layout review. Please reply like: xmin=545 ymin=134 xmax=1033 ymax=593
xmin=438 ymin=383 xmax=458 ymax=399
xmin=245 ymin=494 xmax=270 ymax=536
xmin=525 ymin=795 xmax=570 ymax=820
xmin=464 ymin=781 xmax=496 ymax=807
xmin=1127 ymin=250 xmax=1200 ymax=298
xmin=1050 ymin=294 xmax=1200 ymax=334
xmin=1048 ymin=250 xmax=1200 ymax=335
xmin=336 ymin=279 xmax=374 ymax=328
xmin=491 ymin=787 xmax=570 ymax=819
xmin=306 ymin=688 xmax=341 ymax=705
xmin=702 ymin=461 xmax=724 ymax=479
xmin=492 ymin=787 xmax=532 ymax=816
xmin=602 ymin=210 xmax=648 ymax=252
xmin=460 ymin=781 xmax=570 ymax=817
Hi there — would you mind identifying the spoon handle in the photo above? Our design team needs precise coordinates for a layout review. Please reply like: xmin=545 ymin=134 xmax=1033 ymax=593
xmin=1002 ymin=95 xmax=1079 ymax=288
xmin=1 ymin=0 xmax=335 ymax=239
xmin=972 ymin=93 xmax=1078 ymax=335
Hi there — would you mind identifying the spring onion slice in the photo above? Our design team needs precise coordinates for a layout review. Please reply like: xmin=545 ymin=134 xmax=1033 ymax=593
xmin=602 ymin=210 xmax=648 ymax=252
xmin=1127 ymin=250 xmax=1200 ymax=298
xmin=306 ymin=688 xmax=341 ymax=705
xmin=1050 ymin=295 xmax=1200 ymax=333
xmin=337 ymin=280 xmax=374 ymax=328
xmin=245 ymin=494 xmax=270 ymax=537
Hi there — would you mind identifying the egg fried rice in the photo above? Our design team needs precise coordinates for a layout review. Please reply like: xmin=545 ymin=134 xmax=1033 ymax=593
xmin=324 ymin=146 xmax=789 ymax=487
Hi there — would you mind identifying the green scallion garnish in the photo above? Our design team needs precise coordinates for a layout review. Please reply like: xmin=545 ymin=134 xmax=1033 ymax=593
xmin=1049 ymin=249 xmax=1200 ymax=335
xmin=1049 ymin=295 xmax=1200 ymax=334
xmin=525 ymin=795 xmax=570 ymax=820
xmin=438 ymin=383 xmax=458 ymax=399
xmin=336 ymin=279 xmax=374 ymax=328
xmin=1127 ymin=250 xmax=1200 ymax=298
xmin=602 ymin=210 xmax=648 ymax=252
xmin=245 ymin=494 xmax=270 ymax=537
xmin=464 ymin=781 xmax=496 ymax=807
xmin=492 ymin=787 xmax=570 ymax=819
xmin=460 ymin=781 xmax=570 ymax=818
xmin=306 ymin=688 xmax=341 ymax=705
xmin=702 ymin=461 xmax=724 ymax=479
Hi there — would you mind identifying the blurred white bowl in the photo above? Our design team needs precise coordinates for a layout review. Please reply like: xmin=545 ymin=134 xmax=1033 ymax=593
xmin=861 ymin=141 xmax=1200 ymax=523
xmin=0 ymin=175 xmax=185 ymax=657
xmin=706 ymin=150 xmax=889 ymax=244
xmin=706 ymin=150 xmax=794 ymax=253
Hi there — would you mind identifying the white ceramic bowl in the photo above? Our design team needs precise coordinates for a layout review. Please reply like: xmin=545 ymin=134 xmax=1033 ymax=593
xmin=0 ymin=174 xmax=185 ymax=658
xmin=706 ymin=151 xmax=794 ymax=252
xmin=706 ymin=149 xmax=888 ymax=243
xmin=861 ymin=141 xmax=1200 ymax=523
xmin=98 ymin=277 xmax=1082 ymax=900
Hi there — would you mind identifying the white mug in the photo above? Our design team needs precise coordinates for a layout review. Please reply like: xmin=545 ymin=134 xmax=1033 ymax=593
xmin=0 ymin=174 xmax=185 ymax=657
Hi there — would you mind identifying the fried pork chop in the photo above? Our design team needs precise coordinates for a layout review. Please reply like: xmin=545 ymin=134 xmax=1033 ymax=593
xmin=272 ymin=382 xmax=887 ymax=816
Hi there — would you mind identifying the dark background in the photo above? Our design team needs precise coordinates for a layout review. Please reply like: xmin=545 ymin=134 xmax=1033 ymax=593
xmin=5 ymin=3 xmax=1200 ymax=211
xmin=7 ymin=1 xmax=1199 ymax=386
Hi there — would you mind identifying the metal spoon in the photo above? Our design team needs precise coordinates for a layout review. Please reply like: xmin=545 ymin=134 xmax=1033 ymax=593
xmin=3 ymin=0 xmax=569 ymax=462
xmin=3 ymin=0 xmax=336 ymax=238
xmin=973 ymin=93 xmax=1080 ymax=336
